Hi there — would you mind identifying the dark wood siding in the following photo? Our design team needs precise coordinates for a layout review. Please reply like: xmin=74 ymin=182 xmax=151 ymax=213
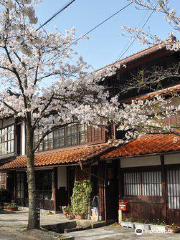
xmin=119 ymin=164 xmax=180 ymax=224
xmin=87 ymin=126 xmax=106 ymax=144
xmin=120 ymin=166 xmax=166 ymax=223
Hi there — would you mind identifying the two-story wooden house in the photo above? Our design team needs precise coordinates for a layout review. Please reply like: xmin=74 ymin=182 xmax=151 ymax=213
xmin=1 ymin=43 xmax=180 ymax=225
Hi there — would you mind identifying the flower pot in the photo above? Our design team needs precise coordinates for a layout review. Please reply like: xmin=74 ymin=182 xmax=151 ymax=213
xmin=10 ymin=207 xmax=18 ymax=211
xmin=75 ymin=214 xmax=85 ymax=220
xmin=63 ymin=210 xmax=69 ymax=216
xmin=166 ymin=226 xmax=180 ymax=233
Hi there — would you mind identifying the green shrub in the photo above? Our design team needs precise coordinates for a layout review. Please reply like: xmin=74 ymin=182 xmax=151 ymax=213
xmin=71 ymin=180 xmax=92 ymax=217
xmin=8 ymin=203 xmax=17 ymax=208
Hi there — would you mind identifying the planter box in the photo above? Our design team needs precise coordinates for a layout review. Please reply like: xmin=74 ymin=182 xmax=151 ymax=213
xmin=121 ymin=222 xmax=134 ymax=229
xmin=150 ymin=225 xmax=166 ymax=233
xmin=134 ymin=223 xmax=151 ymax=231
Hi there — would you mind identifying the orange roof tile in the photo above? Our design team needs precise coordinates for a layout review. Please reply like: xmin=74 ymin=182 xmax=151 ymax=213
xmin=101 ymin=134 xmax=180 ymax=159
xmin=0 ymin=143 xmax=111 ymax=170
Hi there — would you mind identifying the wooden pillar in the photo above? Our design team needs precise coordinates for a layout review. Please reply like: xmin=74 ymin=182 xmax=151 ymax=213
xmin=53 ymin=167 xmax=58 ymax=212
xmin=98 ymin=161 xmax=106 ymax=221
xmin=13 ymin=171 xmax=16 ymax=201
xmin=119 ymin=159 xmax=123 ymax=222
xmin=161 ymin=155 xmax=167 ymax=223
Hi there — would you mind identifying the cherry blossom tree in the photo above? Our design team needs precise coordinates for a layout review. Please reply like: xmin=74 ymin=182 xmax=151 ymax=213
xmin=0 ymin=0 xmax=118 ymax=230
xmin=115 ymin=94 xmax=180 ymax=141
xmin=116 ymin=0 xmax=180 ymax=139
xmin=124 ymin=0 xmax=180 ymax=50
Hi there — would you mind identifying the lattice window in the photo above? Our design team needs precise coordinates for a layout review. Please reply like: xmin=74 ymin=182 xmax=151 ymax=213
xmin=167 ymin=170 xmax=180 ymax=209
xmin=124 ymin=172 xmax=141 ymax=196
xmin=75 ymin=167 xmax=90 ymax=182
xmin=142 ymin=171 xmax=162 ymax=196
xmin=0 ymin=173 xmax=6 ymax=189
xmin=0 ymin=125 xmax=14 ymax=156
xmin=16 ymin=173 xmax=24 ymax=199
xmin=35 ymin=124 xmax=87 ymax=152
xmin=36 ymin=171 xmax=53 ymax=201
xmin=123 ymin=171 xmax=162 ymax=197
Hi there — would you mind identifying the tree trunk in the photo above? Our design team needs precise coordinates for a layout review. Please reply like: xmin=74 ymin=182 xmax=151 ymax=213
xmin=26 ymin=125 xmax=39 ymax=230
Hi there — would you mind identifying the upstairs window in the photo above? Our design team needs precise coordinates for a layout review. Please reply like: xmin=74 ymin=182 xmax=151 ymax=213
xmin=0 ymin=125 xmax=14 ymax=156
xmin=35 ymin=124 xmax=87 ymax=152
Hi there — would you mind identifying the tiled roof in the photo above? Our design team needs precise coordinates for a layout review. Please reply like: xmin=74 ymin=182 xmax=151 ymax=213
xmin=101 ymin=134 xmax=180 ymax=159
xmin=133 ymin=84 xmax=180 ymax=101
xmin=98 ymin=43 xmax=169 ymax=73
xmin=0 ymin=143 xmax=111 ymax=170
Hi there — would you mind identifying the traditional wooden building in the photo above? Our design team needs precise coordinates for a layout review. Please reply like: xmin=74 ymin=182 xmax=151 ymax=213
xmin=101 ymin=133 xmax=180 ymax=225
xmin=1 ymin=43 xmax=180 ymax=224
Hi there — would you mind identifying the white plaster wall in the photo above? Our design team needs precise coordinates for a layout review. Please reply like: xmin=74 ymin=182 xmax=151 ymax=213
xmin=57 ymin=167 xmax=67 ymax=190
xmin=164 ymin=153 xmax=180 ymax=165
xmin=120 ymin=155 xmax=160 ymax=168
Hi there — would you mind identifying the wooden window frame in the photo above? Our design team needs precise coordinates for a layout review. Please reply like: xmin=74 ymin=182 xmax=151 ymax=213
xmin=35 ymin=124 xmax=88 ymax=152
xmin=16 ymin=172 xmax=25 ymax=199
xmin=122 ymin=167 xmax=162 ymax=198
xmin=36 ymin=170 xmax=53 ymax=202
xmin=0 ymin=125 xmax=15 ymax=156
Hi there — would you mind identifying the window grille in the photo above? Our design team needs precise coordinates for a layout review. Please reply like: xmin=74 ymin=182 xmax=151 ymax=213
xmin=123 ymin=171 xmax=162 ymax=197
xmin=35 ymin=124 xmax=87 ymax=152
xmin=16 ymin=173 xmax=24 ymax=199
xmin=142 ymin=171 xmax=162 ymax=196
xmin=124 ymin=172 xmax=141 ymax=196
xmin=167 ymin=170 xmax=180 ymax=209
xmin=0 ymin=125 xmax=14 ymax=156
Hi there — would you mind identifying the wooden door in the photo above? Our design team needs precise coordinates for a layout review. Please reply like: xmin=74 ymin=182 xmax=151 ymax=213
xmin=106 ymin=161 xmax=119 ymax=221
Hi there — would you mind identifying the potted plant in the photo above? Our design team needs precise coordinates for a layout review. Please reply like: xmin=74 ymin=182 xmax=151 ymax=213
xmin=62 ymin=206 xmax=70 ymax=216
xmin=71 ymin=180 xmax=92 ymax=219
xmin=8 ymin=203 xmax=18 ymax=211
xmin=166 ymin=224 xmax=180 ymax=233
xmin=3 ymin=202 xmax=10 ymax=210
xmin=62 ymin=205 xmax=73 ymax=219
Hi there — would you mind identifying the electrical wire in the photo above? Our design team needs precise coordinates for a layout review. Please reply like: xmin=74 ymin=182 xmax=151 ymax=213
xmin=48 ymin=2 xmax=133 ymax=64
xmin=36 ymin=0 xmax=76 ymax=31
xmin=116 ymin=10 xmax=155 ymax=61
xmin=70 ymin=2 xmax=133 ymax=46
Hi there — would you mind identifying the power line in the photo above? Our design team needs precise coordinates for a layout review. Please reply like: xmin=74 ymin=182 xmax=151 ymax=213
xmin=36 ymin=0 xmax=76 ymax=31
xmin=116 ymin=10 xmax=155 ymax=60
xmin=50 ymin=2 xmax=133 ymax=64
xmin=71 ymin=2 xmax=133 ymax=46
xmin=42 ymin=0 xmax=133 ymax=65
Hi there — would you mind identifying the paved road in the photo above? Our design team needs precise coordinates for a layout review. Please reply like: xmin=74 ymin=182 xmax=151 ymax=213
xmin=63 ymin=226 xmax=180 ymax=240
xmin=0 ymin=225 xmax=180 ymax=240
xmin=0 ymin=232 xmax=25 ymax=240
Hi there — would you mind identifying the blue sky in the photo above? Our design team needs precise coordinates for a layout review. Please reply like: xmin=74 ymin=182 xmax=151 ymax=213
xmin=36 ymin=0 xmax=179 ymax=70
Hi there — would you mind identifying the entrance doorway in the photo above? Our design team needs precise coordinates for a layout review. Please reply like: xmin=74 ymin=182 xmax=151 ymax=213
xmin=106 ymin=161 xmax=119 ymax=221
